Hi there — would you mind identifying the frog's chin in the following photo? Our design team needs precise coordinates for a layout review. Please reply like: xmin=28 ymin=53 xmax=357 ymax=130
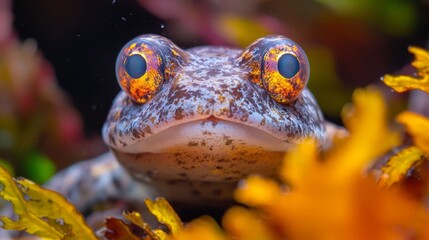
xmin=117 ymin=116 xmax=297 ymax=154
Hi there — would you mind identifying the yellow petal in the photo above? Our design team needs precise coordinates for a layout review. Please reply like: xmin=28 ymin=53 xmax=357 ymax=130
xmin=145 ymin=197 xmax=182 ymax=234
xmin=380 ymin=146 xmax=427 ymax=186
xmin=382 ymin=46 xmax=429 ymax=93
xmin=409 ymin=46 xmax=429 ymax=76
xmin=234 ymin=175 xmax=281 ymax=207
xmin=0 ymin=163 xmax=97 ymax=239
xmin=14 ymin=177 xmax=97 ymax=239
xmin=382 ymin=74 xmax=429 ymax=93
xmin=396 ymin=111 xmax=429 ymax=153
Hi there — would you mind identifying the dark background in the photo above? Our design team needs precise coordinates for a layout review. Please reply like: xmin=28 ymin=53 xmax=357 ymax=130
xmin=13 ymin=0 xmax=168 ymax=135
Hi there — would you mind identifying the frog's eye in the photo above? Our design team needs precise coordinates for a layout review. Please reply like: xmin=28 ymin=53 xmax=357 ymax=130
xmin=116 ymin=37 xmax=164 ymax=104
xmin=260 ymin=38 xmax=309 ymax=104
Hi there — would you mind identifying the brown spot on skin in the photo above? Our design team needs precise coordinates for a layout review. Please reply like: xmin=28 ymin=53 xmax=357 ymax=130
xmin=188 ymin=141 xmax=199 ymax=147
xmin=174 ymin=107 xmax=185 ymax=120
xmin=132 ymin=129 xmax=144 ymax=139
xmin=143 ymin=126 xmax=152 ymax=135
xmin=149 ymin=116 xmax=156 ymax=124
xmin=202 ymin=130 xmax=212 ymax=136
xmin=240 ymin=113 xmax=249 ymax=122
xmin=179 ymin=173 xmax=188 ymax=178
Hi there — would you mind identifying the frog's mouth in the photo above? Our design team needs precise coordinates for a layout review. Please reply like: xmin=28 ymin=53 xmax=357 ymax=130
xmin=116 ymin=116 xmax=296 ymax=154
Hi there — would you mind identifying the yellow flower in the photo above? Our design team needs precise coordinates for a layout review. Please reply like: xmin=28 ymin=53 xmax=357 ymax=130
xmin=232 ymin=88 xmax=429 ymax=240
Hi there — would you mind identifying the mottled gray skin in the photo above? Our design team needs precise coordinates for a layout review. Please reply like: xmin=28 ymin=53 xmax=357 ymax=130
xmin=52 ymin=35 xmax=326 ymax=209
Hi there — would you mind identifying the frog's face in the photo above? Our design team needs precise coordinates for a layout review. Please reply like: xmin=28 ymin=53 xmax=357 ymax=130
xmin=102 ymin=35 xmax=325 ymax=205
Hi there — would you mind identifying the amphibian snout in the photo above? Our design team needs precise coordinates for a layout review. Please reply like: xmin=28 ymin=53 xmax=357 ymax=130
xmin=101 ymin=34 xmax=326 ymax=205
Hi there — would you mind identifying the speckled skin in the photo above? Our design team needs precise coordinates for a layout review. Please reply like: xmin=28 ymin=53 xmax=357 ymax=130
xmin=101 ymin=35 xmax=325 ymax=205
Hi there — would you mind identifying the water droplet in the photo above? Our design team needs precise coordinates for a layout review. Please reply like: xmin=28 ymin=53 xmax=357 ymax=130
xmin=160 ymin=24 xmax=165 ymax=29
xmin=122 ymin=17 xmax=126 ymax=21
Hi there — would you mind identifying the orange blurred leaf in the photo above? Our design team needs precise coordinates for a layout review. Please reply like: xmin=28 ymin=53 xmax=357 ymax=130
xmin=234 ymin=175 xmax=282 ymax=207
xmin=222 ymin=206 xmax=274 ymax=240
xmin=172 ymin=217 xmax=225 ymax=240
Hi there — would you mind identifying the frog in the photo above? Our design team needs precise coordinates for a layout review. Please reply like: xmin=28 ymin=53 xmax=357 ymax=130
xmin=44 ymin=34 xmax=330 ymax=212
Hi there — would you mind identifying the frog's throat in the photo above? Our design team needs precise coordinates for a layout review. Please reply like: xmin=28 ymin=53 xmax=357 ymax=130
xmin=114 ymin=117 xmax=297 ymax=154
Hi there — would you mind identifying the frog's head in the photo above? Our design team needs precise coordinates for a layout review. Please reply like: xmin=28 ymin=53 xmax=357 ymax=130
xmin=102 ymin=34 xmax=325 ymax=205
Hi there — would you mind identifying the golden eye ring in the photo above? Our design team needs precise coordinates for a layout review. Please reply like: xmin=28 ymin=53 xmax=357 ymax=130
xmin=261 ymin=40 xmax=309 ymax=104
xmin=116 ymin=37 xmax=164 ymax=104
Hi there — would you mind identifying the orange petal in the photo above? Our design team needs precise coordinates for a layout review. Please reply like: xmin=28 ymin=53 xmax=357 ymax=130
xmin=234 ymin=175 xmax=281 ymax=207
xmin=223 ymin=206 xmax=274 ymax=240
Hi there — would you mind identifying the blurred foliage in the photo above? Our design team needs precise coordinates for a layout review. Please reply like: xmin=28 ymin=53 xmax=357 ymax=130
xmin=0 ymin=159 xmax=96 ymax=239
xmin=316 ymin=0 xmax=417 ymax=36
xmin=22 ymin=152 xmax=56 ymax=183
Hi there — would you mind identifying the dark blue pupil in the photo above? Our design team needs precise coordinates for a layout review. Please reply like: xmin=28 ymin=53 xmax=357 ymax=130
xmin=125 ymin=54 xmax=147 ymax=78
xmin=278 ymin=54 xmax=300 ymax=78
